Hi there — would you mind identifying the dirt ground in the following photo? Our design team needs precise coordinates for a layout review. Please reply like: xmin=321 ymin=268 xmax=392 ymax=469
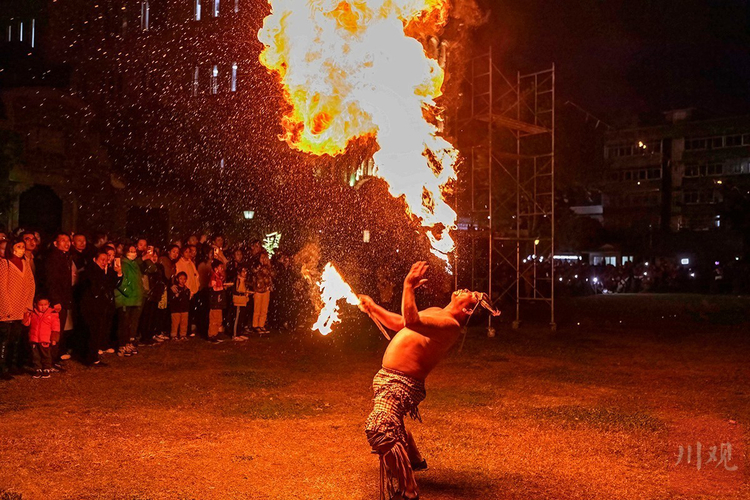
xmin=1 ymin=307 xmax=749 ymax=500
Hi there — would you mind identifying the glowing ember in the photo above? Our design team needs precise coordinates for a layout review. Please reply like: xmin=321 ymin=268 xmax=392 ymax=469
xmin=258 ymin=0 xmax=458 ymax=259
xmin=313 ymin=262 xmax=360 ymax=335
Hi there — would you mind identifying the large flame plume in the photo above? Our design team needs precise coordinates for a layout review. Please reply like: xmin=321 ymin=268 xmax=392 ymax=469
xmin=312 ymin=262 xmax=360 ymax=335
xmin=258 ymin=0 xmax=459 ymax=258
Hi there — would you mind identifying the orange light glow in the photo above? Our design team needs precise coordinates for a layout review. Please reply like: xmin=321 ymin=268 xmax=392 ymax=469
xmin=258 ymin=0 xmax=458 ymax=259
xmin=312 ymin=262 xmax=359 ymax=335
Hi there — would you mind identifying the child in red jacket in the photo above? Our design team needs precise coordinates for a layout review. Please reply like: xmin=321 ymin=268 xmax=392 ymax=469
xmin=23 ymin=297 xmax=60 ymax=379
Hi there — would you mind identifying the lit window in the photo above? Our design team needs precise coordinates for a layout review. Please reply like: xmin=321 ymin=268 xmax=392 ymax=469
xmin=211 ymin=65 xmax=218 ymax=94
xmin=219 ymin=158 xmax=225 ymax=172
xmin=195 ymin=0 xmax=202 ymax=20
xmin=7 ymin=25 xmax=11 ymax=42
xmin=31 ymin=19 xmax=35 ymax=47
xmin=140 ymin=1 xmax=150 ymax=31
xmin=192 ymin=66 xmax=199 ymax=96
xmin=214 ymin=0 xmax=220 ymax=17
xmin=19 ymin=21 xmax=23 ymax=42
xmin=231 ymin=63 xmax=237 ymax=91
xmin=234 ymin=0 xmax=239 ymax=13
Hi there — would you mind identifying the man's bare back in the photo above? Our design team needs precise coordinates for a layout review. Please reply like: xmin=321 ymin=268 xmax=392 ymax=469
xmin=359 ymin=262 xmax=479 ymax=380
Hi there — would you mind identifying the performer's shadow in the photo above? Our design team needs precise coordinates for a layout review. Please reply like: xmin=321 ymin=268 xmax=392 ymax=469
xmin=417 ymin=469 xmax=494 ymax=498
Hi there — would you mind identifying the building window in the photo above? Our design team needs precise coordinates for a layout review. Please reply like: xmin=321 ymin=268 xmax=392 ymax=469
xmin=684 ymin=192 xmax=701 ymax=205
xmin=685 ymin=138 xmax=708 ymax=151
xmin=7 ymin=25 xmax=11 ymax=42
xmin=195 ymin=0 xmax=202 ymax=20
xmin=214 ymin=0 xmax=220 ymax=17
xmin=31 ymin=19 xmax=35 ymax=47
xmin=704 ymin=163 xmax=723 ymax=176
xmin=192 ymin=66 xmax=199 ymax=96
xmin=234 ymin=0 xmax=239 ymax=12
xmin=684 ymin=165 xmax=700 ymax=178
xmin=743 ymin=134 xmax=750 ymax=145
xmin=711 ymin=137 xmax=724 ymax=149
xmin=218 ymin=158 xmax=225 ymax=172
xmin=211 ymin=64 xmax=218 ymax=94
xmin=18 ymin=21 xmax=23 ymax=42
xmin=726 ymin=135 xmax=743 ymax=147
xmin=140 ymin=1 xmax=150 ymax=31
xmin=231 ymin=63 xmax=238 ymax=91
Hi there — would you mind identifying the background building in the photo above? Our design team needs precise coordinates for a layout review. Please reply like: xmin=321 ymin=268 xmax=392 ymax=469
xmin=602 ymin=108 xmax=750 ymax=263
xmin=0 ymin=0 xmax=288 ymax=242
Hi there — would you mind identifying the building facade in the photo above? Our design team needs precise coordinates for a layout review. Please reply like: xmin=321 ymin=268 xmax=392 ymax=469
xmin=602 ymin=110 xmax=750 ymax=259
xmin=1 ymin=0 xmax=277 ymax=241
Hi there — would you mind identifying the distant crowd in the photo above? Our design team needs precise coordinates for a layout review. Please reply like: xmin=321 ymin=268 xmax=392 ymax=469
xmin=555 ymin=258 xmax=750 ymax=296
xmin=0 ymin=227 xmax=306 ymax=380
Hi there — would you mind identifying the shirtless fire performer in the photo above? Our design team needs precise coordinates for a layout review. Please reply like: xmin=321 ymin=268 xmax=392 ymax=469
xmin=357 ymin=261 xmax=499 ymax=500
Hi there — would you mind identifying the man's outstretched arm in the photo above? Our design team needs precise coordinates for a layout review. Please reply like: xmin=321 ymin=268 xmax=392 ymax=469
xmin=358 ymin=296 xmax=404 ymax=332
xmin=401 ymin=261 xmax=428 ymax=329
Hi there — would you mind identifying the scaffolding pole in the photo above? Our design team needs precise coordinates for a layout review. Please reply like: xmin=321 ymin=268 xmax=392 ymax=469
xmin=456 ymin=49 xmax=556 ymax=331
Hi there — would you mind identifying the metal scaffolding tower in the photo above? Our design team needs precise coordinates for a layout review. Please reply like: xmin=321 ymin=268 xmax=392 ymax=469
xmin=456 ymin=48 xmax=556 ymax=330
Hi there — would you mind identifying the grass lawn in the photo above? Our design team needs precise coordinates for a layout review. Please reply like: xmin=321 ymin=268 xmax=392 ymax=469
xmin=1 ymin=309 xmax=749 ymax=499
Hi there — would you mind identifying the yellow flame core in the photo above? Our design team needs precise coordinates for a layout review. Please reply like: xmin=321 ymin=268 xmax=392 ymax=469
xmin=313 ymin=263 xmax=360 ymax=335
xmin=259 ymin=0 xmax=458 ymax=258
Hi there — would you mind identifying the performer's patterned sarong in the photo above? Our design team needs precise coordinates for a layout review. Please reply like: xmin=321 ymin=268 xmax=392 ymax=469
xmin=365 ymin=367 xmax=426 ymax=500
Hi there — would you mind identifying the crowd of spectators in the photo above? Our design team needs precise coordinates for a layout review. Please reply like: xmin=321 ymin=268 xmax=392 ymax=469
xmin=0 ymin=227 xmax=305 ymax=380
xmin=555 ymin=258 xmax=750 ymax=296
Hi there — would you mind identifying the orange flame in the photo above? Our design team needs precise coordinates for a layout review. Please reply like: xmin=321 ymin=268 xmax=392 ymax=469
xmin=312 ymin=262 xmax=360 ymax=335
xmin=258 ymin=0 xmax=458 ymax=258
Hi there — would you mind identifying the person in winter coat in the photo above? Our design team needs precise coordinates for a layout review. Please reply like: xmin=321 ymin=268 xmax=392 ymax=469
xmin=0 ymin=238 xmax=36 ymax=379
xmin=207 ymin=260 xmax=229 ymax=342
xmin=160 ymin=245 xmax=180 ymax=283
xmin=169 ymin=272 xmax=191 ymax=340
xmin=22 ymin=297 xmax=60 ymax=378
xmin=231 ymin=266 xmax=253 ymax=339
xmin=137 ymin=248 xmax=163 ymax=345
xmin=79 ymin=249 xmax=122 ymax=365
xmin=252 ymin=252 xmax=274 ymax=334
xmin=175 ymin=245 xmax=200 ymax=336
xmin=114 ymin=244 xmax=144 ymax=357
xmin=175 ymin=245 xmax=199 ymax=296
xmin=44 ymin=233 xmax=74 ymax=362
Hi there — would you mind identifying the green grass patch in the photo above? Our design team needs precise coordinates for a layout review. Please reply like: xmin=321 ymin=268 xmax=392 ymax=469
xmin=222 ymin=397 xmax=325 ymax=419
xmin=219 ymin=370 xmax=288 ymax=389
xmin=426 ymin=388 xmax=494 ymax=409
xmin=530 ymin=405 xmax=666 ymax=432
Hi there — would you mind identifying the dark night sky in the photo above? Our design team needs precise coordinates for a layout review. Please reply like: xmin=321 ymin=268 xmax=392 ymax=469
xmin=478 ymin=0 xmax=750 ymax=122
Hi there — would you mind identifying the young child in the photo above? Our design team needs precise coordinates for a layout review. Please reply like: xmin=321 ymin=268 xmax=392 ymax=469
xmin=231 ymin=266 xmax=253 ymax=340
xmin=169 ymin=272 xmax=191 ymax=340
xmin=207 ymin=260 xmax=227 ymax=342
xmin=23 ymin=297 xmax=60 ymax=379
